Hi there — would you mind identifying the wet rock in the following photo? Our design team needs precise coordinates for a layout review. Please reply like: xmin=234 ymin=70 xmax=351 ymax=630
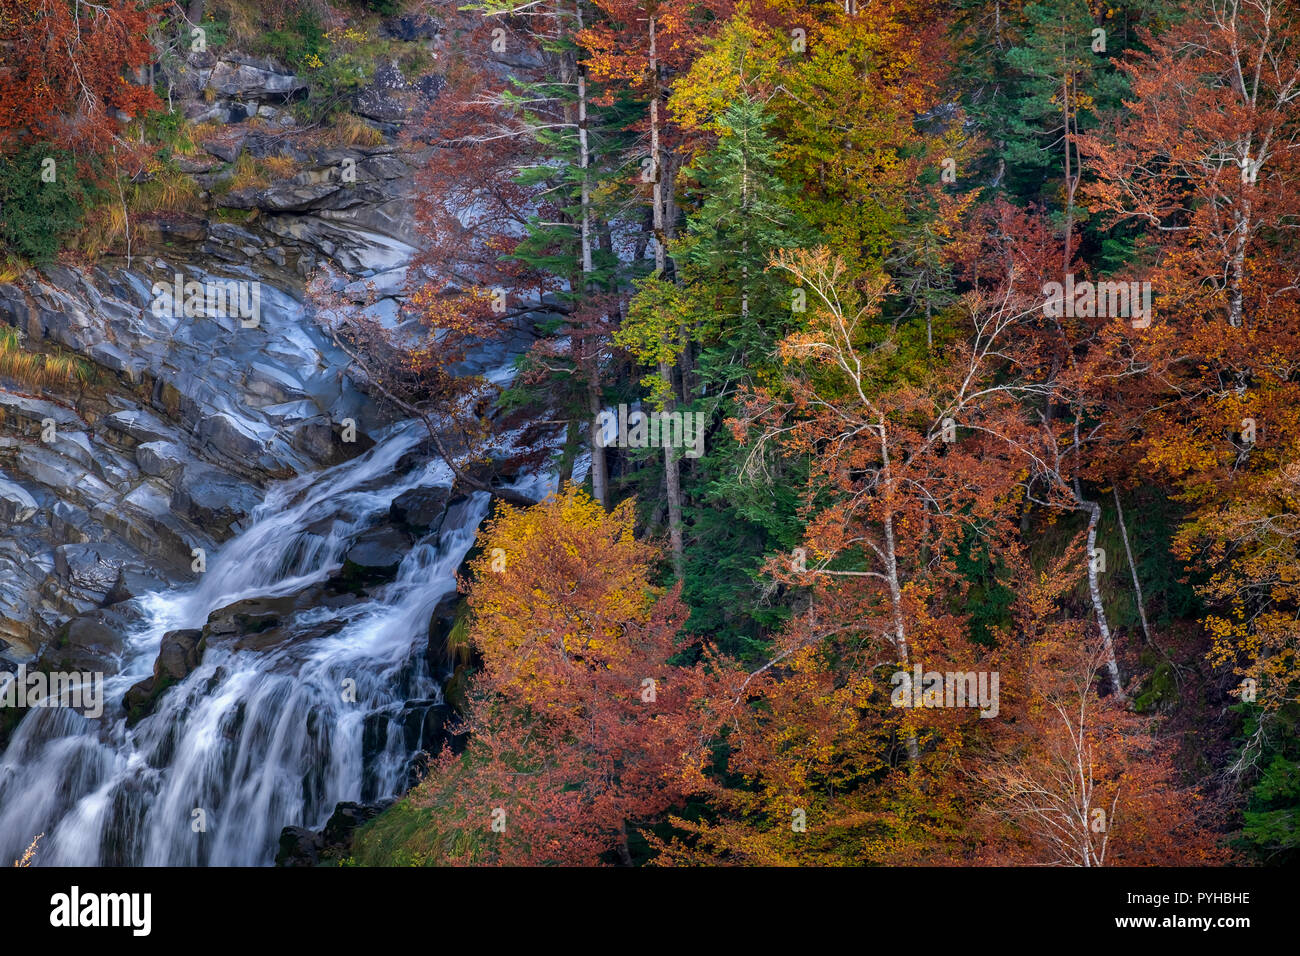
xmin=288 ymin=416 xmax=374 ymax=466
xmin=389 ymin=485 xmax=451 ymax=535
xmin=101 ymin=484 xmax=205 ymax=574
xmin=17 ymin=443 xmax=113 ymax=501
xmin=322 ymin=801 xmax=389 ymax=847
xmin=40 ymin=603 xmax=143 ymax=676
xmin=123 ymin=628 xmax=204 ymax=726
xmin=170 ymin=464 xmax=260 ymax=536
xmin=425 ymin=596 xmax=459 ymax=663
xmin=275 ymin=800 xmax=391 ymax=866
xmin=399 ymin=700 xmax=454 ymax=754
xmin=52 ymin=543 xmax=147 ymax=606
xmin=103 ymin=407 xmax=179 ymax=447
xmin=0 ymin=390 xmax=82 ymax=435
xmin=341 ymin=525 xmax=412 ymax=582
xmin=202 ymin=586 xmax=351 ymax=654
xmin=157 ymin=629 xmax=204 ymax=681
xmin=399 ymin=701 xmax=463 ymax=789
xmin=245 ymin=362 xmax=307 ymax=404
xmin=198 ymin=412 xmax=270 ymax=464
xmin=49 ymin=501 xmax=93 ymax=543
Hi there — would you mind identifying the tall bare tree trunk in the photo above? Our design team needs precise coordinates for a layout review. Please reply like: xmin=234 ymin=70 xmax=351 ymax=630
xmin=575 ymin=2 xmax=608 ymax=509
xmin=884 ymin=513 xmax=922 ymax=765
xmin=648 ymin=16 xmax=666 ymax=277
xmin=648 ymin=14 xmax=683 ymax=576
xmin=1085 ymin=499 xmax=1124 ymax=699
xmin=1061 ymin=69 xmax=1079 ymax=275
xmin=1112 ymin=484 xmax=1151 ymax=645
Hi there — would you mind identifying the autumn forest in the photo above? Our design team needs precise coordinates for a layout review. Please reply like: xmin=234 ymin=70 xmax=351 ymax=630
xmin=0 ymin=0 xmax=1297 ymax=872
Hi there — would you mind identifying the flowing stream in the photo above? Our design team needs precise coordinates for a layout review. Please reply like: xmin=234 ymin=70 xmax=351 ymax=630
xmin=0 ymin=423 xmax=489 ymax=865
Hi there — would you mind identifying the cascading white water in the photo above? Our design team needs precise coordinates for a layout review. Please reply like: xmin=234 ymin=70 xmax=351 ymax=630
xmin=0 ymin=423 xmax=489 ymax=866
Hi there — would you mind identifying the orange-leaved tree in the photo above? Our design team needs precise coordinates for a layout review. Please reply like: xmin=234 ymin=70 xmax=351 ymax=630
xmin=0 ymin=0 xmax=160 ymax=156
xmin=977 ymin=561 xmax=1228 ymax=866
xmin=418 ymin=486 xmax=724 ymax=865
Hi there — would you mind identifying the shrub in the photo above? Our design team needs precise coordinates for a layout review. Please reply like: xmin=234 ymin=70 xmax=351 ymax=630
xmin=0 ymin=147 xmax=99 ymax=264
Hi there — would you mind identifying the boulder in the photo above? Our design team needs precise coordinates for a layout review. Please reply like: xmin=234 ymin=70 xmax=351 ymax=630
xmin=201 ymin=132 xmax=247 ymax=164
xmin=321 ymin=801 xmax=388 ymax=848
xmin=123 ymin=628 xmax=204 ymax=726
xmin=288 ymin=416 xmax=374 ymax=467
xmin=202 ymin=586 xmax=351 ymax=654
xmin=196 ymin=59 xmax=307 ymax=100
xmin=40 ymin=603 xmax=142 ymax=676
xmin=388 ymin=485 xmax=451 ymax=534
xmin=275 ymin=826 xmax=324 ymax=867
xmin=275 ymin=800 xmax=391 ymax=866
xmin=353 ymin=63 xmax=416 ymax=123
xmin=341 ymin=525 xmax=412 ymax=582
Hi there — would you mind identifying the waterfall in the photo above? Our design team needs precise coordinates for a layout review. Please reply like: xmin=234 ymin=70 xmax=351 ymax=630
xmin=0 ymin=423 xmax=490 ymax=866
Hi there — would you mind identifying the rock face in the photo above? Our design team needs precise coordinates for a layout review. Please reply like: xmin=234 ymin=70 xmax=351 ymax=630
xmin=0 ymin=253 xmax=400 ymax=661
xmin=378 ymin=13 xmax=441 ymax=42
xmin=0 ymin=130 xmax=432 ymax=661
xmin=275 ymin=826 xmax=324 ymax=867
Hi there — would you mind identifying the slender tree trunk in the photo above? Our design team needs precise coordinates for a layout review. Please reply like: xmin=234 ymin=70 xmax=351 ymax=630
xmin=575 ymin=4 xmax=608 ymax=508
xmin=1061 ymin=70 xmax=1078 ymax=274
xmin=884 ymin=513 xmax=921 ymax=764
xmin=1112 ymin=484 xmax=1152 ymax=645
xmin=1229 ymin=205 xmax=1249 ymax=328
xmin=649 ymin=16 xmax=666 ymax=277
xmin=660 ymin=360 xmax=684 ymax=576
xmin=647 ymin=14 xmax=683 ymax=576
xmin=1084 ymin=499 xmax=1124 ymax=699
xmin=587 ymin=375 xmax=609 ymax=508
